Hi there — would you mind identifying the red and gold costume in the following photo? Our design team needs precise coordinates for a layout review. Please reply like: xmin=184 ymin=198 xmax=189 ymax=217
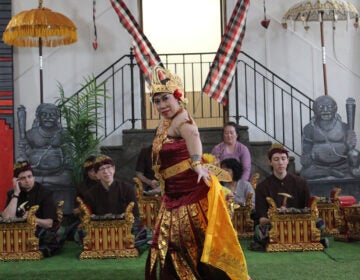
xmin=146 ymin=120 xmax=248 ymax=280
xmin=146 ymin=65 xmax=248 ymax=280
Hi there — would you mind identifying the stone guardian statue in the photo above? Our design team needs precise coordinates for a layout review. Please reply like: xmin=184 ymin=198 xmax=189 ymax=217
xmin=17 ymin=103 xmax=74 ymax=214
xmin=300 ymin=96 xmax=360 ymax=179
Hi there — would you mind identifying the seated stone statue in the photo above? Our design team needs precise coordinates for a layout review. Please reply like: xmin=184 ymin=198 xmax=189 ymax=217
xmin=300 ymin=96 xmax=360 ymax=179
xmin=17 ymin=104 xmax=73 ymax=212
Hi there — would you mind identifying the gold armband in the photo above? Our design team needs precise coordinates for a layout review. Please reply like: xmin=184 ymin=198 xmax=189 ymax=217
xmin=191 ymin=161 xmax=201 ymax=170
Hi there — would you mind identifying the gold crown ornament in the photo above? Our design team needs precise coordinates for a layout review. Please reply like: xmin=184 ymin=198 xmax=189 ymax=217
xmin=83 ymin=155 xmax=96 ymax=171
xmin=84 ymin=160 xmax=94 ymax=169
xmin=94 ymin=154 xmax=113 ymax=165
xmin=13 ymin=161 xmax=33 ymax=177
xmin=267 ymin=143 xmax=289 ymax=159
xmin=150 ymin=65 xmax=187 ymax=104
xmin=14 ymin=161 xmax=29 ymax=170
xmin=93 ymin=154 xmax=114 ymax=172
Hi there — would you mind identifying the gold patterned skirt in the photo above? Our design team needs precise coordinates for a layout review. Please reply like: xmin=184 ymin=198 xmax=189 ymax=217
xmin=145 ymin=175 xmax=249 ymax=280
xmin=146 ymin=197 xmax=210 ymax=279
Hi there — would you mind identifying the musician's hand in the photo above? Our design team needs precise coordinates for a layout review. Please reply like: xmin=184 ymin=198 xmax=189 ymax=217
xmin=12 ymin=178 xmax=21 ymax=195
xmin=150 ymin=180 xmax=159 ymax=189
xmin=259 ymin=217 xmax=270 ymax=225
xmin=22 ymin=211 xmax=28 ymax=219
xmin=73 ymin=208 xmax=80 ymax=216
xmin=226 ymin=192 xmax=235 ymax=202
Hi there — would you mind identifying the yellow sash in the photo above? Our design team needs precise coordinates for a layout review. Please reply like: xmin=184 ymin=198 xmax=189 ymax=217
xmin=160 ymin=159 xmax=191 ymax=179
xmin=201 ymin=174 xmax=249 ymax=280
xmin=160 ymin=160 xmax=232 ymax=182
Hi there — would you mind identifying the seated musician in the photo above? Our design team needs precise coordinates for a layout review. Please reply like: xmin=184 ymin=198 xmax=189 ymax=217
xmin=68 ymin=155 xmax=99 ymax=244
xmin=83 ymin=154 xmax=140 ymax=235
xmin=73 ymin=155 xmax=99 ymax=216
xmin=135 ymin=144 xmax=161 ymax=195
xmin=2 ymin=161 xmax=64 ymax=256
xmin=250 ymin=143 xmax=317 ymax=251
xmin=220 ymin=158 xmax=255 ymax=209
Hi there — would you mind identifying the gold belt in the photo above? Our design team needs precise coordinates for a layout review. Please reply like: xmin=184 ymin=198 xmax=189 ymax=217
xmin=160 ymin=159 xmax=191 ymax=180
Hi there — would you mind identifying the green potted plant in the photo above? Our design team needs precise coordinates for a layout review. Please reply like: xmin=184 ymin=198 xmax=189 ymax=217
xmin=55 ymin=75 xmax=107 ymax=185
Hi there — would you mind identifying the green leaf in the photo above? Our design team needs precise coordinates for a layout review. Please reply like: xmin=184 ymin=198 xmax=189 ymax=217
xmin=55 ymin=75 xmax=108 ymax=185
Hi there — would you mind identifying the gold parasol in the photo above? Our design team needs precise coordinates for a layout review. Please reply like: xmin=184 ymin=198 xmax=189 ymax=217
xmin=282 ymin=0 xmax=359 ymax=96
xmin=2 ymin=0 xmax=77 ymax=103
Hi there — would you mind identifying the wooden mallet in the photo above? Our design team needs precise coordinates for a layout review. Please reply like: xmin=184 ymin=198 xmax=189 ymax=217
xmin=278 ymin=192 xmax=293 ymax=208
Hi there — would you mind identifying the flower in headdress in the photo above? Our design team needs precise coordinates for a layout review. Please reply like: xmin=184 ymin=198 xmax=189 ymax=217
xmin=173 ymin=89 xmax=183 ymax=100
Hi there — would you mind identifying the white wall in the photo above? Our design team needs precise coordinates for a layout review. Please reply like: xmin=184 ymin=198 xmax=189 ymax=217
xmin=12 ymin=0 xmax=135 ymax=133
xmin=11 ymin=0 xmax=360 ymax=154
xmin=240 ymin=0 xmax=360 ymax=149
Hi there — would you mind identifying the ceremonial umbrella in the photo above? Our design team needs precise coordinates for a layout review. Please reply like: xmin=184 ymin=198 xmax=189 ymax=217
xmin=282 ymin=0 xmax=359 ymax=96
xmin=2 ymin=0 xmax=77 ymax=103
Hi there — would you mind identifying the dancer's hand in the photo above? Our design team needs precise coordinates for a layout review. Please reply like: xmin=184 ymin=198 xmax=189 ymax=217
xmin=193 ymin=164 xmax=211 ymax=186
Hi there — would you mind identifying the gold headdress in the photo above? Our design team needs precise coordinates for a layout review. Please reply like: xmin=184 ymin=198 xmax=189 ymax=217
xmin=83 ymin=155 xmax=96 ymax=172
xmin=150 ymin=65 xmax=187 ymax=104
xmin=93 ymin=154 xmax=114 ymax=172
xmin=14 ymin=161 xmax=33 ymax=177
xmin=267 ymin=143 xmax=289 ymax=160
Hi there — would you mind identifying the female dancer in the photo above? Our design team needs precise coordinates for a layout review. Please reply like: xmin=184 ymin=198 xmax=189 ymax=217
xmin=145 ymin=66 xmax=249 ymax=280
